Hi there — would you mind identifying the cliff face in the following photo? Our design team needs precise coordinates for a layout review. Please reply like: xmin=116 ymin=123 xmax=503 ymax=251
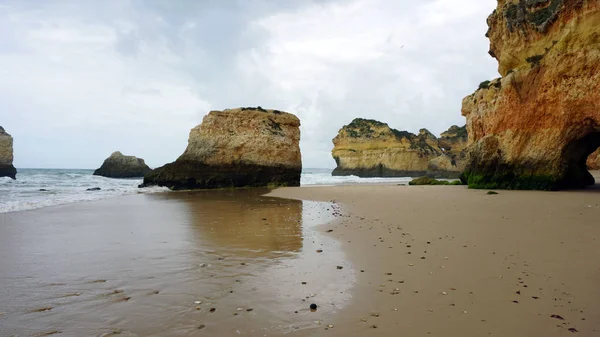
xmin=142 ymin=107 xmax=301 ymax=190
xmin=93 ymin=151 xmax=152 ymax=178
xmin=587 ymin=149 xmax=600 ymax=170
xmin=331 ymin=119 xmax=467 ymax=178
xmin=0 ymin=126 xmax=16 ymax=179
xmin=461 ymin=0 xmax=600 ymax=190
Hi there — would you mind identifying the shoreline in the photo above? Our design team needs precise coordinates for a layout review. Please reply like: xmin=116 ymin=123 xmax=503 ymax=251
xmin=267 ymin=183 xmax=600 ymax=336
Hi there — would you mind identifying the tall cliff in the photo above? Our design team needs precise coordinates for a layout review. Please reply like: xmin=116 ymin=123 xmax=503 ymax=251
xmin=93 ymin=151 xmax=152 ymax=178
xmin=142 ymin=107 xmax=301 ymax=190
xmin=461 ymin=0 xmax=600 ymax=190
xmin=0 ymin=126 xmax=16 ymax=179
xmin=331 ymin=119 xmax=467 ymax=178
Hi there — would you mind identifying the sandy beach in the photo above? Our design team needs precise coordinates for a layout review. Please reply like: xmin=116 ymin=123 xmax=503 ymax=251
xmin=268 ymin=178 xmax=600 ymax=336
xmin=1 ymin=179 xmax=600 ymax=336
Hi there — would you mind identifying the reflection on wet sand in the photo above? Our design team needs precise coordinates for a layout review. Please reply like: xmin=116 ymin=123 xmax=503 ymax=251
xmin=150 ymin=188 xmax=304 ymax=256
xmin=0 ymin=189 xmax=353 ymax=336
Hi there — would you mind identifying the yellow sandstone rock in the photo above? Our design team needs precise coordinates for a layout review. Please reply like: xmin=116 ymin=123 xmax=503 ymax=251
xmin=462 ymin=0 xmax=600 ymax=190
xmin=331 ymin=119 xmax=467 ymax=178
xmin=142 ymin=107 xmax=301 ymax=190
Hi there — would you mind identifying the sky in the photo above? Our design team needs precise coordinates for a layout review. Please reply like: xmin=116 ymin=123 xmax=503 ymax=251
xmin=0 ymin=0 xmax=499 ymax=169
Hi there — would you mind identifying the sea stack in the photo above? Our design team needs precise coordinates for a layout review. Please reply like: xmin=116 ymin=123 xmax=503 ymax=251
xmin=93 ymin=151 xmax=152 ymax=178
xmin=331 ymin=119 xmax=467 ymax=178
xmin=0 ymin=126 xmax=16 ymax=179
xmin=461 ymin=0 xmax=600 ymax=190
xmin=141 ymin=107 xmax=301 ymax=190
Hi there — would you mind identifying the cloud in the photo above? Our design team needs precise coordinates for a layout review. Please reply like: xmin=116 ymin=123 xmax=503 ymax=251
xmin=0 ymin=0 xmax=498 ymax=169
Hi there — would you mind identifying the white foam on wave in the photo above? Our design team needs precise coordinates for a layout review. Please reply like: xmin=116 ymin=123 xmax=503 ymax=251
xmin=0 ymin=168 xmax=412 ymax=213
xmin=0 ymin=169 xmax=168 ymax=214
xmin=300 ymin=168 xmax=412 ymax=186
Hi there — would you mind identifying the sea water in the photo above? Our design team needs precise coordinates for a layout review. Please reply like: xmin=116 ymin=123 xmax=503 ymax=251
xmin=0 ymin=168 xmax=412 ymax=213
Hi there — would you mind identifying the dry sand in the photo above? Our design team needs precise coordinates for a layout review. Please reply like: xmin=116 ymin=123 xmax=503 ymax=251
xmin=268 ymin=181 xmax=600 ymax=336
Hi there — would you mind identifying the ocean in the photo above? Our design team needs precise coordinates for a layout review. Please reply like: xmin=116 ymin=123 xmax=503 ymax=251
xmin=0 ymin=168 xmax=413 ymax=213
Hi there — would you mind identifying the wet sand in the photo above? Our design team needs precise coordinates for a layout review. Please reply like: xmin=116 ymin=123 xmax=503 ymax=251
xmin=2 ymin=179 xmax=600 ymax=336
xmin=268 ymin=178 xmax=600 ymax=336
xmin=0 ymin=189 xmax=353 ymax=336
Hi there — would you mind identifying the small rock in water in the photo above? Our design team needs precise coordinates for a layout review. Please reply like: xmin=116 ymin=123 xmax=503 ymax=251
xmin=237 ymin=308 xmax=244 ymax=311
xmin=551 ymin=314 xmax=565 ymax=320
xmin=327 ymin=324 xmax=334 ymax=328
xmin=302 ymin=282 xmax=307 ymax=285
xmin=198 ymin=324 xmax=206 ymax=330
xmin=336 ymin=266 xmax=343 ymax=270
xmin=86 ymin=187 xmax=101 ymax=191
xmin=209 ymin=308 xmax=216 ymax=313
xmin=199 ymin=263 xmax=207 ymax=267
xmin=568 ymin=328 xmax=578 ymax=333
xmin=39 ymin=189 xmax=48 ymax=192
xmin=316 ymin=249 xmax=323 ymax=253
xmin=247 ymin=308 xmax=253 ymax=312
xmin=194 ymin=301 xmax=202 ymax=304
xmin=442 ymin=292 xmax=447 ymax=295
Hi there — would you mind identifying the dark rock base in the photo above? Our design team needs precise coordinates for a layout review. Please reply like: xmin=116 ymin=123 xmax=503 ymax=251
xmin=140 ymin=160 xmax=301 ymax=190
xmin=0 ymin=165 xmax=16 ymax=179
xmin=332 ymin=166 xmax=461 ymax=179
xmin=93 ymin=167 xmax=151 ymax=179
xmin=460 ymin=162 xmax=595 ymax=191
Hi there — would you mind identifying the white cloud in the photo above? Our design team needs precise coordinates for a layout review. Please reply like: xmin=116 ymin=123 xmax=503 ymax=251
xmin=0 ymin=0 xmax=498 ymax=169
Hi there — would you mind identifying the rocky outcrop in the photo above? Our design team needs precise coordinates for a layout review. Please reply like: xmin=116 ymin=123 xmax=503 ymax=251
xmin=587 ymin=149 xmax=600 ymax=170
xmin=141 ymin=107 xmax=301 ymax=190
xmin=461 ymin=0 xmax=600 ymax=190
xmin=0 ymin=126 xmax=16 ymax=179
xmin=331 ymin=119 xmax=467 ymax=178
xmin=93 ymin=151 xmax=151 ymax=178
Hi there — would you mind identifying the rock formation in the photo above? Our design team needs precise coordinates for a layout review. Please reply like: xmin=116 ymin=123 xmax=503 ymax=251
xmin=331 ymin=118 xmax=467 ymax=178
xmin=0 ymin=126 xmax=16 ymax=179
xmin=141 ymin=107 xmax=301 ymax=190
xmin=587 ymin=149 xmax=600 ymax=170
xmin=93 ymin=151 xmax=152 ymax=178
xmin=461 ymin=0 xmax=600 ymax=190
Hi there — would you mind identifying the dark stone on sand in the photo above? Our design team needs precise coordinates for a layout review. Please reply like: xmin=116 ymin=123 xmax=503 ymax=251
xmin=86 ymin=187 xmax=101 ymax=191
xmin=310 ymin=303 xmax=317 ymax=310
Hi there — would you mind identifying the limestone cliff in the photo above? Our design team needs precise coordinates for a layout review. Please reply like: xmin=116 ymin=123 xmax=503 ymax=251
xmin=0 ymin=126 xmax=16 ymax=179
xmin=142 ymin=107 xmax=301 ymax=190
xmin=461 ymin=0 xmax=600 ymax=190
xmin=93 ymin=151 xmax=152 ymax=178
xmin=331 ymin=119 xmax=467 ymax=178
xmin=587 ymin=149 xmax=600 ymax=170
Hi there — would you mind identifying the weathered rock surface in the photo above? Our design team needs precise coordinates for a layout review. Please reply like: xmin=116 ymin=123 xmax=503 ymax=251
xmin=0 ymin=126 xmax=16 ymax=179
xmin=93 ymin=151 xmax=151 ymax=178
xmin=461 ymin=0 xmax=600 ymax=190
xmin=141 ymin=107 xmax=301 ymax=190
xmin=331 ymin=119 xmax=467 ymax=178
xmin=587 ymin=149 xmax=600 ymax=170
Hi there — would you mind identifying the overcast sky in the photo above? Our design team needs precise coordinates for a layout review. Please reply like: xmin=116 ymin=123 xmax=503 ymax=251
xmin=1 ymin=0 xmax=498 ymax=169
